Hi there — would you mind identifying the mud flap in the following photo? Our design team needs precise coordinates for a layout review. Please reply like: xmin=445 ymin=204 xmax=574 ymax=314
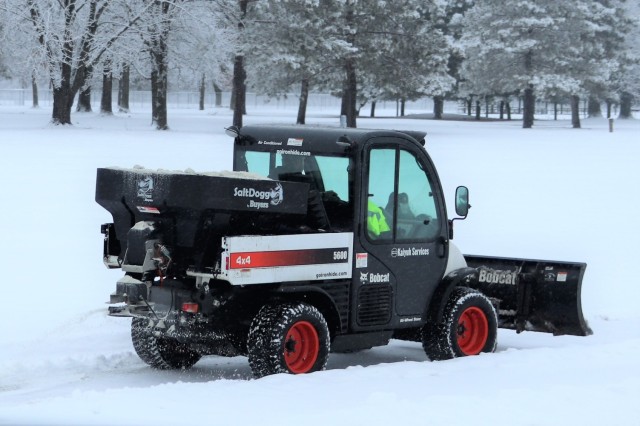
xmin=464 ymin=255 xmax=592 ymax=336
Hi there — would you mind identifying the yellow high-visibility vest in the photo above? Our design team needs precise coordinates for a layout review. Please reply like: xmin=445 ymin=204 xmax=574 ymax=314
xmin=368 ymin=200 xmax=390 ymax=237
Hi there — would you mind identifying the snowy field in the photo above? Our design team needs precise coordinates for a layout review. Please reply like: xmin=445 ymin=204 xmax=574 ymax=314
xmin=1 ymin=104 xmax=639 ymax=425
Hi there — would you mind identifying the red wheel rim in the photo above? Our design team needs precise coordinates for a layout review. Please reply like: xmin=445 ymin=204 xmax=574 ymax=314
xmin=284 ymin=321 xmax=319 ymax=373
xmin=457 ymin=307 xmax=489 ymax=355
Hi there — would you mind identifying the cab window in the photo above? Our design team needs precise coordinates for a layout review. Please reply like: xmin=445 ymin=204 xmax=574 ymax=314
xmin=243 ymin=151 xmax=271 ymax=178
xmin=396 ymin=150 xmax=439 ymax=241
xmin=366 ymin=149 xmax=394 ymax=240
xmin=367 ymin=146 xmax=440 ymax=241
xmin=316 ymin=156 xmax=349 ymax=202
xmin=237 ymin=148 xmax=353 ymax=230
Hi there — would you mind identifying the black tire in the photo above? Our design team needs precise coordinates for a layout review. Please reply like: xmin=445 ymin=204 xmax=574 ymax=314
xmin=422 ymin=287 xmax=497 ymax=361
xmin=247 ymin=302 xmax=330 ymax=378
xmin=131 ymin=317 xmax=201 ymax=370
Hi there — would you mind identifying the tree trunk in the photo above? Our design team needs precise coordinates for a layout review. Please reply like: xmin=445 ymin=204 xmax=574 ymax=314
xmin=232 ymin=0 xmax=248 ymax=127
xmin=571 ymin=95 xmax=581 ymax=129
xmin=55 ymin=1 xmax=76 ymax=125
xmin=506 ymin=102 xmax=511 ymax=120
xmin=151 ymin=70 xmax=158 ymax=124
xmin=400 ymin=98 xmax=406 ymax=117
xmin=31 ymin=73 xmax=39 ymax=108
xmin=370 ymin=100 xmax=376 ymax=118
xmin=77 ymin=87 xmax=92 ymax=112
xmin=213 ymin=83 xmax=222 ymax=107
xmin=151 ymin=71 xmax=158 ymax=124
xmin=619 ymin=92 xmax=633 ymax=119
xmin=606 ymin=100 xmax=613 ymax=119
xmin=72 ymin=0 xmax=101 ymax=114
xmin=340 ymin=87 xmax=348 ymax=117
xmin=150 ymin=63 xmax=168 ymax=130
xmin=554 ymin=102 xmax=558 ymax=121
xmin=587 ymin=96 xmax=602 ymax=118
xmin=199 ymin=74 xmax=206 ymax=111
xmin=51 ymin=43 xmax=74 ymax=125
xmin=118 ymin=63 xmax=130 ymax=113
xmin=499 ymin=101 xmax=504 ymax=120
xmin=344 ymin=58 xmax=357 ymax=128
xmin=466 ymin=97 xmax=472 ymax=116
xmin=149 ymin=1 xmax=170 ymax=130
xmin=296 ymin=78 xmax=309 ymax=125
xmin=232 ymin=54 xmax=246 ymax=127
xmin=475 ymin=100 xmax=481 ymax=120
xmin=523 ymin=85 xmax=535 ymax=128
xmin=100 ymin=61 xmax=113 ymax=114
xmin=522 ymin=48 xmax=535 ymax=128
xmin=52 ymin=86 xmax=72 ymax=125
xmin=433 ymin=96 xmax=444 ymax=119
xmin=343 ymin=1 xmax=357 ymax=128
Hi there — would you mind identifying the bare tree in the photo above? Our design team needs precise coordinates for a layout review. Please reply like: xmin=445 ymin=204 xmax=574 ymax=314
xmin=170 ymin=1 xmax=235 ymax=111
xmin=5 ymin=0 xmax=152 ymax=124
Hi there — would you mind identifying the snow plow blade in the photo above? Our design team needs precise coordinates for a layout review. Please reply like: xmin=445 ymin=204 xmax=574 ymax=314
xmin=464 ymin=255 xmax=592 ymax=336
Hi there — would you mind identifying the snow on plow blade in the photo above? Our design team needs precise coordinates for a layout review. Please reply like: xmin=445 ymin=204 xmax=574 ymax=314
xmin=464 ymin=255 xmax=592 ymax=336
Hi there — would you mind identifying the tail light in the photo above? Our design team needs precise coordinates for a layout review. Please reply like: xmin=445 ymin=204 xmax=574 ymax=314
xmin=182 ymin=302 xmax=199 ymax=313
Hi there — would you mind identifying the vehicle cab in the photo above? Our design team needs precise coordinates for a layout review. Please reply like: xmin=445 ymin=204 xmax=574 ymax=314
xmin=230 ymin=125 xmax=461 ymax=330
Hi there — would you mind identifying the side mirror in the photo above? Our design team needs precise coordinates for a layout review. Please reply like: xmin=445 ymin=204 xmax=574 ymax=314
xmin=225 ymin=126 xmax=240 ymax=138
xmin=455 ymin=186 xmax=470 ymax=217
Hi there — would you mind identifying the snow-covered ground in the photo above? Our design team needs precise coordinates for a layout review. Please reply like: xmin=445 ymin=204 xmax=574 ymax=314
xmin=1 ymin=104 xmax=639 ymax=425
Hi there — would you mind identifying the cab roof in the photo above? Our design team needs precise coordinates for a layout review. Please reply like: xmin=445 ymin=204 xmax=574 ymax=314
xmin=235 ymin=125 xmax=427 ymax=156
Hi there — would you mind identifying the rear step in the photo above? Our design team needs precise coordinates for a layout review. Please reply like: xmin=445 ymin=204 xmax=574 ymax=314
xmin=464 ymin=255 xmax=592 ymax=336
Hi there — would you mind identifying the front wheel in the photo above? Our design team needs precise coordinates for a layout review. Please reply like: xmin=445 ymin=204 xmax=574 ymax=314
xmin=422 ymin=287 xmax=498 ymax=361
xmin=247 ymin=303 xmax=330 ymax=378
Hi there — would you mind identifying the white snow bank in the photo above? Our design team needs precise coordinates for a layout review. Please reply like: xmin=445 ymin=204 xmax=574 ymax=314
xmin=1 ymin=106 xmax=639 ymax=426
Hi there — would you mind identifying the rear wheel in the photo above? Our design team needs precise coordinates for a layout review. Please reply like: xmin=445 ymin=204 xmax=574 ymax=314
xmin=247 ymin=302 xmax=330 ymax=378
xmin=131 ymin=317 xmax=201 ymax=369
xmin=422 ymin=287 xmax=497 ymax=361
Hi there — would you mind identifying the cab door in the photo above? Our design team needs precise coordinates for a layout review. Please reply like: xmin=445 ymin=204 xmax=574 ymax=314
xmin=357 ymin=138 xmax=449 ymax=323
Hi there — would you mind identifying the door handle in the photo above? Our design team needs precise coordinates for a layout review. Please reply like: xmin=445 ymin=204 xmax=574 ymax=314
xmin=437 ymin=237 xmax=447 ymax=258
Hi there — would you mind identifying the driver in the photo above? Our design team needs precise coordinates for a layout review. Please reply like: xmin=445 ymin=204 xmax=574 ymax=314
xmin=367 ymin=199 xmax=391 ymax=239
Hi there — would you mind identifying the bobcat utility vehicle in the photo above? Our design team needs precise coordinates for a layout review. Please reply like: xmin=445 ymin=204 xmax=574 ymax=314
xmin=96 ymin=125 xmax=590 ymax=377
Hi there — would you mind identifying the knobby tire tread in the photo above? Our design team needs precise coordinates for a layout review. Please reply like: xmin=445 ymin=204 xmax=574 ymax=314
xmin=422 ymin=287 xmax=497 ymax=361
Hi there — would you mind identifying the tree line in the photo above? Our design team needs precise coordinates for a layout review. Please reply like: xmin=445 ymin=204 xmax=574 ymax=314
xmin=0 ymin=0 xmax=637 ymax=129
